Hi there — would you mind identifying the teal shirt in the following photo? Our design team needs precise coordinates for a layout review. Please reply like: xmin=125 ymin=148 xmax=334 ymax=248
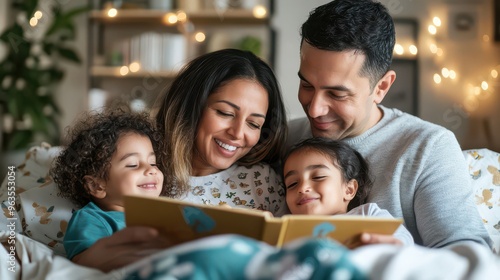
xmin=63 ymin=202 xmax=125 ymax=260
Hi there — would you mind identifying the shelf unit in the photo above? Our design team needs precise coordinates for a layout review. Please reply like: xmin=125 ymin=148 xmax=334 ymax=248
xmin=89 ymin=9 xmax=269 ymax=24
xmin=87 ymin=0 xmax=274 ymax=111
xmin=384 ymin=18 xmax=419 ymax=116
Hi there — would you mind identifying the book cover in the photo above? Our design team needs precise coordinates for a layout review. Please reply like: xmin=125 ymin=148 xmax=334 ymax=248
xmin=124 ymin=195 xmax=403 ymax=247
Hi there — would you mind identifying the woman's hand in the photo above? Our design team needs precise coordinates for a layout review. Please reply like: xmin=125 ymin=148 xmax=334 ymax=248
xmin=71 ymin=226 xmax=170 ymax=272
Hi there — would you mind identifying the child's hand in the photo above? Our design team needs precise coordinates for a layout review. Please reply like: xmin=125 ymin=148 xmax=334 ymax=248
xmin=343 ymin=233 xmax=402 ymax=249
xmin=71 ymin=226 xmax=170 ymax=272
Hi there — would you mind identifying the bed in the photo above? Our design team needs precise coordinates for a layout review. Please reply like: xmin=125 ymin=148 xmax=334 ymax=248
xmin=1 ymin=143 xmax=499 ymax=279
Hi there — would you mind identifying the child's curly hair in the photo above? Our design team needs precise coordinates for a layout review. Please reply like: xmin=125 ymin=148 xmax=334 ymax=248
xmin=50 ymin=109 xmax=164 ymax=208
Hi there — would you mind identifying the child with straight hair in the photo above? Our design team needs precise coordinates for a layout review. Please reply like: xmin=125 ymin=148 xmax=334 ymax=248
xmin=282 ymin=137 xmax=414 ymax=246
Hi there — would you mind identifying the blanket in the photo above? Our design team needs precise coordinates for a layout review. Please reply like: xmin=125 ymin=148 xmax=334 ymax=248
xmin=1 ymin=231 xmax=499 ymax=280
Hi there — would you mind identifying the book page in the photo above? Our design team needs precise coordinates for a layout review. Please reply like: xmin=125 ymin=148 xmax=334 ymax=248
xmin=279 ymin=215 xmax=403 ymax=247
xmin=124 ymin=195 xmax=270 ymax=245
xmin=125 ymin=195 xmax=403 ymax=247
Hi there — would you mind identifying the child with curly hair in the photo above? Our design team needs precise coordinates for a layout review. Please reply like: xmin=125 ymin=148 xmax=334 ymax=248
xmin=282 ymin=137 xmax=414 ymax=246
xmin=50 ymin=110 xmax=165 ymax=261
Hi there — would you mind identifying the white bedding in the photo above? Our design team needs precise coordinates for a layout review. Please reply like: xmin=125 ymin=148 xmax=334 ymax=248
xmin=2 ymin=144 xmax=499 ymax=279
xmin=2 ymin=231 xmax=499 ymax=280
xmin=0 ymin=231 xmax=111 ymax=280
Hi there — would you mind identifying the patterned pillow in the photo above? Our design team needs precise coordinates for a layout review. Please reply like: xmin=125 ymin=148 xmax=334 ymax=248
xmin=0 ymin=143 xmax=78 ymax=257
xmin=463 ymin=149 xmax=500 ymax=254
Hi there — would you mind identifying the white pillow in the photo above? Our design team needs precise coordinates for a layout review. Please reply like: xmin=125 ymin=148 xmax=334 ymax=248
xmin=463 ymin=149 xmax=500 ymax=254
xmin=0 ymin=143 xmax=78 ymax=256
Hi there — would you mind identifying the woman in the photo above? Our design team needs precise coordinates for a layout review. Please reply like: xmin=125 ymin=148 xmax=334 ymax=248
xmin=155 ymin=48 xmax=288 ymax=216
xmin=75 ymin=49 xmax=289 ymax=271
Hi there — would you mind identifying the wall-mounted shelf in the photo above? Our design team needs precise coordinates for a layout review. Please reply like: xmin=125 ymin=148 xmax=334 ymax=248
xmin=87 ymin=0 xmax=274 ymax=111
xmin=89 ymin=9 xmax=268 ymax=24
xmin=90 ymin=66 xmax=178 ymax=78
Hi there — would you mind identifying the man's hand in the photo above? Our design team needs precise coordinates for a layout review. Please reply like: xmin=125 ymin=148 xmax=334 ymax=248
xmin=343 ymin=233 xmax=402 ymax=249
xmin=72 ymin=226 xmax=170 ymax=272
xmin=360 ymin=233 xmax=402 ymax=246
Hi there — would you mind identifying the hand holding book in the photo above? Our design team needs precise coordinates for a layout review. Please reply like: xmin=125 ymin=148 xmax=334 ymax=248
xmin=124 ymin=195 xmax=403 ymax=248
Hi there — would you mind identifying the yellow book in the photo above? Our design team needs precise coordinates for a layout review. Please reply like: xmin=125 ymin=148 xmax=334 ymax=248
xmin=124 ymin=195 xmax=403 ymax=247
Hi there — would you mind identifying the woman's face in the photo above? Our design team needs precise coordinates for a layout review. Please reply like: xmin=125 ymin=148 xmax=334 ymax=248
xmin=192 ymin=79 xmax=269 ymax=176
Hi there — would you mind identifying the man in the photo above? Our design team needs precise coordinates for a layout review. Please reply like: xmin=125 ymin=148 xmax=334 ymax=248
xmin=287 ymin=0 xmax=492 ymax=248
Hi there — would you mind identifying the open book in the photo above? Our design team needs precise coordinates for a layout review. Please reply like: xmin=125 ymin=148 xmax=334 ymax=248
xmin=124 ymin=195 xmax=403 ymax=247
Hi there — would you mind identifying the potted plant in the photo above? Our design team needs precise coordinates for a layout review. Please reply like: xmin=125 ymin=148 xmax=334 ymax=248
xmin=0 ymin=0 xmax=88 ymax=152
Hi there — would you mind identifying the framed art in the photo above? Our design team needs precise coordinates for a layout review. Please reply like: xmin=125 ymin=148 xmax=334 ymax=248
xmin=382 ymin=18 xmax=419 ymax=116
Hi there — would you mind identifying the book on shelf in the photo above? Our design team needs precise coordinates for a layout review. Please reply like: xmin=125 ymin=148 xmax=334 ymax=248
xmin=124 ymin=195 xmax=403 ymax=247
xmin=111 ymin=32 xmax=186 ymax=72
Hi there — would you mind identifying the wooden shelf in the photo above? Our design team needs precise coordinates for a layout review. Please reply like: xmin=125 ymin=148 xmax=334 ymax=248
xmin=90 ymin=66 xmax=178 ymax=78
xmin=89 ymin=9 xmax=268 ymax=24
xmin=86 ymin=1 xmax=273 ymax=110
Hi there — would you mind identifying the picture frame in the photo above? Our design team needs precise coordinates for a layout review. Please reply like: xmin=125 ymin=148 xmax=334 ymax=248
xmin=382 ymin=18 xmax=419 ymax=116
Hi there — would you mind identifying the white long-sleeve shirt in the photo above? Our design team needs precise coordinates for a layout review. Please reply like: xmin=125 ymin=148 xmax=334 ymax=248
xmin=345 ymin=203 xmax=414 ymax=246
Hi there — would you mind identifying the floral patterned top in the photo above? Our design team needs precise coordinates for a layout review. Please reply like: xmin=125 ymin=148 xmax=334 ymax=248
xmin=183 ymin=163 xmax=288 ymax=217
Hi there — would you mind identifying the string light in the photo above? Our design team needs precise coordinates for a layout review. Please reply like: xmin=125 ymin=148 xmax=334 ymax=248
xmin=425 ymin=15 xmax=498 ymax=115
xmin=436 ymin=48 xmax=443 ymax=56
xmin=34 ymin=11 xmax=43 ymax=19
xmin=129 ymin=62 xmax=140 ymax=72
xmin=441 ymin=68 xmax=450 ymax=78
xmin=29 ymin=17 xmax=38 ymax=27
xmin=119 ymin=66 xmax=129 ymax=76
xmin=491 ymin=69 xmax=498 ymax=78
xmin=394 ymin=44 xmax=404 ymax=55
xmin=429 ymin=43 xmax=438 ymax=54
xmin=433 ymin=73 xmax=442 ymax=84
xmin=474 ymin=87 xmax=481 ymax=96
xmin=481 ymin=81 xmax=488 ymax=91
xmin=409 ymin=45 xmax=418 ymax=55
xmin=428 ymin=25 xmax=437 ymax=35
xmin=253 ymin=5 xmax=267 ymax=18
xmin=195 ymin=32 xmax=206 ymax=42
xmin=107 ymin=8 xmax=118 ymax=17
xmin=177 ymin=11 xmax=187 ymax=22
xmin=449 ymin=70 xmax=457 ymax=80
xmin=432 ymin=17 xmax=441 ymax=27
xmin=163 ymin=13 xmax=178 ymax=25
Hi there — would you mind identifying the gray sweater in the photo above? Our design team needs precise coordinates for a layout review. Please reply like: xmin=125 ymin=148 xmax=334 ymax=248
xmin=287 ymin=106 xmax=492 ymax=248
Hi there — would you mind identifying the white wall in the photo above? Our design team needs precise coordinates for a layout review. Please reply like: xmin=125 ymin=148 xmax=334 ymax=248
xmin=272 ymin=0 xmax=500 ymax=151
xmin=6 ymin=0 xmax=494 ymax=150
xmin=55 ymin=0 xmax=89 ymax=137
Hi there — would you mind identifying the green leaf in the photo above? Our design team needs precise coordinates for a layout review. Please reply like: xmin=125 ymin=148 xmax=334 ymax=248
xmin=42 ymin=42 xmax=55 ymax=55
xmin=63 ymin=6 xmax=91 ymax=20
xmin=46 ymin=68 xmax=64 ymax=83
xmin=2 ymin=1 xmax=86 ymax=151
xmin=56 ymin=46 xmax=81 ymax=63
xmin=7 ymin=88 xmax=23 ymax=119
xmin=0 ymin=24 xmax=28 ymax=54
xmin=24 ymin=0 xmax=39 ymax=21
xmin=28 ymin=105 xmax=49 ymax=133
xmin=7 ymin=130 xmax=33 ymax=150
xmin=44 ymin=5 xmax=89 ymax=38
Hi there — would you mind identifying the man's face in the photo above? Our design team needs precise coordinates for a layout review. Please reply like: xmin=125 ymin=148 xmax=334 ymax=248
xmin=298 ymin=42 xmax=384 ymax=140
